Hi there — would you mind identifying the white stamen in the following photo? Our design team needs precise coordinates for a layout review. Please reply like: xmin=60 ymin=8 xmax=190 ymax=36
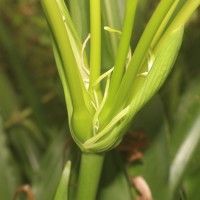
xmin=81 ymin=33 xmax=91 ymax=76
xmin=137 ymin=50 xmax=155 ymax=77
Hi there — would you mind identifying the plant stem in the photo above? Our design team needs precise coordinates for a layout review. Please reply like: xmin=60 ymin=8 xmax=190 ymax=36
xmin=104 ymin=0 xmax=138 ymax=111
xmin=150 ymin=0 xmax=179 ymax=49
xmin=166 ymin=0 xmax=200 ymax=35
xmin=154 ymin=0 xmax=200 ymax=56
xmin=99 ymin=0 xmax=175 ymax=128
xmin=76 ymin=152 xmax=105 ymax=200
xmin=114 ymin=0 xmax=175 ymax=109
xmin=89 ymin=0 xmax=102 ymax=99
xmin=40 ymin=0 xmax=87 ymax=112
xmin=101 ymin=0 xmax=124 ymax=60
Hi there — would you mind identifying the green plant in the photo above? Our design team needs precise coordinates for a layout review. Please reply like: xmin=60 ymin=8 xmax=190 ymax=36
xmin=40 ymin=0 xmax=200 ymax=200
xmin=0 ymin=0 xmax=200 ymax=200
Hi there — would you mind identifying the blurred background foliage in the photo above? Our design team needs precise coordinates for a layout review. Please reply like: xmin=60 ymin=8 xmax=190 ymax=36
xmin=0 ymin=0 xmax=200 ymax=200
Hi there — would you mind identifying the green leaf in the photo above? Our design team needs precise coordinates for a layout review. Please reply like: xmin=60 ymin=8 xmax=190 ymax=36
xmin=0 ymin=69 xmax=44 ymax=180
xmin=0 ymin=19 xmax=48 ymax=127
xmin=32 ymin=132 xmax=67 ymax=200
xmin=142 ymin=126 xmax=171 ymax=200
xmin=42 ymin=0 xmax=94 ymax=143
xmin=41 ymin=0 xmax=91 ymax=115
xmin=127 ymin=24 xmax=184 ymax=119
xmin=169 ymin=75 xmax=200 ymax=193
xmin=101 ymin=0 xmax=124 ymax=60
xmin=0 ymin=69 xmax=19 ymax=119
xmin=82 ymin=25 xmax=184 ymax=153
xmin=129 ymin=95 xmax=172 ymax=200
xmin=184 ymin=165 xmax=200 ymax=200
xmin=68 ymin=0 xmax=90 ymax=42
xmin=0 ymin=118 xmax=21 ymax=200
xmin=56 ymin=0 xmax=90 ymax=85
xmin=9 ymin=127 xmax=42 ymax=180
xmin=54 ymin=161 xmax=71 ymax=200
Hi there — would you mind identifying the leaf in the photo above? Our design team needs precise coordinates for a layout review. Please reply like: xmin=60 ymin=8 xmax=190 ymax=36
xmin=142 ymin=126 xmax=171 ymax=200
xmin=54 ymin=161 xmax=71 ymax=200
xmin=128 ymin=24 xmax=184 ymax=117
xmin=130 ymin=95 xmax=172 ymax=200
xmin=0 ymin=69 xmax=44 ymax=180
xmin=55 ymin=0 xmax=89 ymax=87
xmin=0 ymin=19 xmax=48 ymax=126
xmin=0 ymin=118 xmax=21 ymax=200
xmin=169 ymin=75 xmax=200 ymax=193
xmin=82 ymin=25 xmax=184 ymax=152
xmin=32 ymin=132 xmax=67 ymax=200
xmin=0 ymin=69 xmax=19 ymax=119
xmin=101 ymin=0 xmax=124 ymax=61
xmin=159 ymin=56 xmax=185 ymax=121
xmin=184 ymin=166 xmax=200 ymax=200
xmin=52 ymin=41 xmax=73 ymax=127
xmin=68 ymin=0 xmax=90 ymax=42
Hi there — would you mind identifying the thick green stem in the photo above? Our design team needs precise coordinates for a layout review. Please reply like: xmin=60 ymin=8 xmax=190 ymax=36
xmin=76 ymin=153 xmax=105 ymax=200
xmin=41 ymin=0 xmax=87 ymax=112
xmin=41 ymin=0 xmax=94 ymax=142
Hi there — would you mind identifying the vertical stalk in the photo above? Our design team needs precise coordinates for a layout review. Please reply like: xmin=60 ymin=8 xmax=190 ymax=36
xmin=89 ymin=0 xmax=102 ymax=98
xmin=99 ymin=0 xmax=138 ymax=123
xmin=99 ymin=0 xmax=176 ymax=127
xmin=76 ymin=153 xmax=105 ymax=200
xmin=41 ymin=0 xmax=87 ymax=113
xmin=150 ymin=0 xmax=179 ymax=49
xmin=101 ymin=0 xmax=124 ymax=59
xmin=108 ymin=0 xmax=138 ymax=100
xmin=164 ymin=0 xmax=200 ymax=36
xmin=41 ymin=0 xmax=94 ymax=142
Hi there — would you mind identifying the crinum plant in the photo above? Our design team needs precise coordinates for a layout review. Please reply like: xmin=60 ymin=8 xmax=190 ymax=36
xmin=40 ymin=0 xmax=200 ymax=200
